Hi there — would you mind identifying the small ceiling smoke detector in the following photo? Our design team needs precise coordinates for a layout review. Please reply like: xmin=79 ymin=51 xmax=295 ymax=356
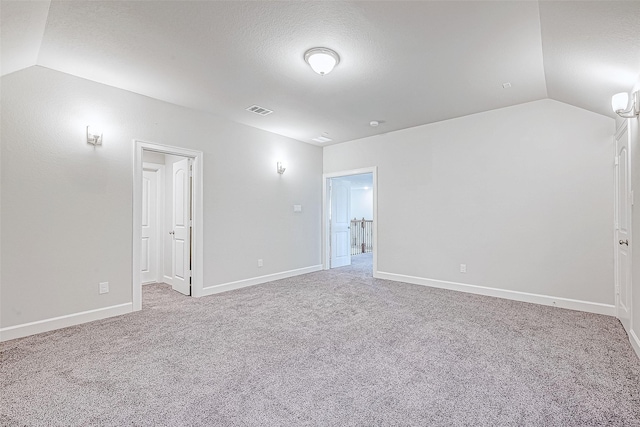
xmin=370 ymin=121 xmax=379 ymax=127
xmin=304 ymin=47 xmax=340 ymax=76
xmin=312 ymin=135 xmax=333 ymax=143
xmin=502 ymin=82 xmax=512 ymax=89
xmin=246 ymin=105 xmax=273 ymax=116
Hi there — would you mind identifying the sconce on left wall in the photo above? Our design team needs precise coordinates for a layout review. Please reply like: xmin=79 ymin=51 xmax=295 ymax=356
xmin=87 ymin=126 xmax=103 ymax=145
xmin=277 ymin=161 xmax=286 ymax=175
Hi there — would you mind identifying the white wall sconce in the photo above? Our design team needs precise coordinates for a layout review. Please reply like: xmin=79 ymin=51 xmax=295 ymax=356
xmin=304 ymin=47 xmax=340 ymax=76
xmin=277 ymin=161 xmax=286 ymax=175
xmin=87 ymin=126 xmax=103 ymax=145
xmin=612 ymin=91 xmax=640 ymax=118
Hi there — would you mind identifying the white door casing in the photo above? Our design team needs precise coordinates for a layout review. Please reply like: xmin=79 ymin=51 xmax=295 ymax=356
xmin=330 ymin=178 xmax=352 ymax=268
xmin=171 ymin=158 xmax=191 ymax=295
xmin=141 ymin=168 xmax=159 ymax=284
xmin=616 ymin=121 xmax=632 ymax=333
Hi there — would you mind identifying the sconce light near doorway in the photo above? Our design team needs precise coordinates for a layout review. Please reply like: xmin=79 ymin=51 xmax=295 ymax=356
xmin=277 ymin=162 xmax=286 ymax=175
xmin=87 ymin=126 xmax=103 ymax=145
xmin=612 ymin=91 xmax=640 ymax=118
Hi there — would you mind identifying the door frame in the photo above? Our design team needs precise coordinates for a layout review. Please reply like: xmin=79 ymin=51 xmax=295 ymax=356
xmin=614 ymin=120 xmax=632 ymax=330
xmin=322 ymin=167 xmax=378 ymax=275
xmin=133 ymin=140 xmax=204 ymax=311
xmin=142 ymin=162 xmax=165 ymax=285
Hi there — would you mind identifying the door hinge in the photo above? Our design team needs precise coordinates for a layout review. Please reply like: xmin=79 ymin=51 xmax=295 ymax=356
xmin=615 ymin=156 xmax=620 ymax=166
xmin=631 ymin=190 xmax=634 ymax=206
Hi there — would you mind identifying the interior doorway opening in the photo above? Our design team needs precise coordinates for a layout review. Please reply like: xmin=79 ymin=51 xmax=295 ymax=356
xmin=133 ymin=141 xmax=204 ymax=312
xmin=322 ymin=167 xmax=378 ymax=276
xmin=141 ymin=151 xmax=192 ymax=298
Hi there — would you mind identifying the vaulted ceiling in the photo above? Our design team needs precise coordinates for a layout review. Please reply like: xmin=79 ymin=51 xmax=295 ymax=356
xmin=2 ymin=1 xmax=639 ymax=145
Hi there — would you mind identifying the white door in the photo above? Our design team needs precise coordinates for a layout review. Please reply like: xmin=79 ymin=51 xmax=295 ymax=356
xmin=141 ymin=169 xmax=159 ymax=284
xmin=331 ymin=178 xmax=352 ymax=268
xmin=171 ymin=158 xmax=191 ymax=295
xmin=616 ymin=122 xmax=631 ymax=333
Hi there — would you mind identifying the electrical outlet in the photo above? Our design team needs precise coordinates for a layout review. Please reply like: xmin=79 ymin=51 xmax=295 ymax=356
xmin=99 ymin=282 xmax=109 ymax=294
xmin=257 ymin=259 xmax=263 ymax=267
xmin=460 ymin=264 xmax=467 ymax=273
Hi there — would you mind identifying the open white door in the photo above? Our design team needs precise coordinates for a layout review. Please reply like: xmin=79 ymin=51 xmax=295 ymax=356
xmin=171 ymin=158 xmax=191 ymax=295
xmin=330 ymin=178 xmax=351 ymax=268
xmin=141 ymin=169 xmax=159 ymax=284
xmin=616 ymin=122 xmax=632 ymax=333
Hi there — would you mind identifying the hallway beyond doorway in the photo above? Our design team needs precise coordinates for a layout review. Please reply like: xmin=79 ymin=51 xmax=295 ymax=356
xmin=332 ymin=252 xmax=373 ymax=279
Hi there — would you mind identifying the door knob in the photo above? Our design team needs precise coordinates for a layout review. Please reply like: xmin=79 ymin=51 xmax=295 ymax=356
xmin=619 ymin=239 xmax=629 ymax=246
xmin=169 ymin=231 xmax=175 ymax=235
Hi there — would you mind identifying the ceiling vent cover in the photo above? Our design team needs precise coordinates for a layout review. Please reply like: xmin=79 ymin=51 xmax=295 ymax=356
xmin=246 ymin=105 xmax=273 ymax=116
xmin=312 ymin=136 xmax=333 ymax=143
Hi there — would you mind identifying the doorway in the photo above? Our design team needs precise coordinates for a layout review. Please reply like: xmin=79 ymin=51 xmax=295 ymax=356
xmin=133 ymin=141 xmax=204 ymax=312
xmin=141 ymin=161 xmax=164 ymax=285
xmin=140 ymin=152 xmax=192 ymax=297
xmin=322 ymin=167 xmax=378 ymax=276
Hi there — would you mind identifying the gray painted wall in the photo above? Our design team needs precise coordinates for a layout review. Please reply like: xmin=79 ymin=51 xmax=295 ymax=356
xmin=324 ymin=99 xmax=615 ymax=306
xmin=1 ymin=66 xmax=322 ymax=328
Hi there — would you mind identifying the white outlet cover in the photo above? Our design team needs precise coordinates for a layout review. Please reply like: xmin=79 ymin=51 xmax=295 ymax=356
xmin=460 ymin=264 xmax=467 ymax=273
xmin=293 ymin=204 xmax=302 ymax=212
xmin=257 ymin=259 xmax=263 ymax=267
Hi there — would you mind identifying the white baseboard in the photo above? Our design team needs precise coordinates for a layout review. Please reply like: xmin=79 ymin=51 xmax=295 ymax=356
xmin=376 ymin=271 xmax=616 ymax=316
xmin=0 ymin=302 xmax=133 ymax=342
xmin=163 ymin=275 xmax=173 ymax=286
xmin=201 ymin=265 xmax=323 ymax=296
xmin=630 ymin=329 xmax=640 ymax=360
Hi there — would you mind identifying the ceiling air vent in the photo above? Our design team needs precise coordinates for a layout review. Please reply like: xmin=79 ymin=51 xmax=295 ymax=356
xmin=312 ymin=136 xmax=333 ymax=143
xmin=245 ymin=105 xmax=273 ymax=116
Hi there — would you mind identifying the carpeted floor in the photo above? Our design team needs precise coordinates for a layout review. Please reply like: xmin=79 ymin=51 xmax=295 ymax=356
xmin=2 ymin=253 xmax=640 ymax=426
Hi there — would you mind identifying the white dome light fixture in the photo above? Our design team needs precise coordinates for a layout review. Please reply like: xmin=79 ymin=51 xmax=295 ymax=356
xmin=304 ymin=47 xmax=340 ymax=76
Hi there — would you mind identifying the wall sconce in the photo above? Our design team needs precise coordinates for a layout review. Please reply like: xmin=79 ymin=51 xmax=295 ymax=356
xmin=612 ymin=91 xmax=640 ymax=118
xmin=87 ymin=126 xmax=103 ymax=145
xmin=277 ymin=162 xmax=286 ymax=175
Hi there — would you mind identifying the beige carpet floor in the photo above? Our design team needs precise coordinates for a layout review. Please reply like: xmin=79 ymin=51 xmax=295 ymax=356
xmin=2 ymin=253 xmax=639 ymax=426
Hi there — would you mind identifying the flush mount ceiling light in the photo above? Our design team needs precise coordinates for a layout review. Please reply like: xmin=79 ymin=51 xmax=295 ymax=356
xmin=612 ymin=91 xmax=640 ymax=118
xmin=304 ymin=47 xmax=340 ymax=76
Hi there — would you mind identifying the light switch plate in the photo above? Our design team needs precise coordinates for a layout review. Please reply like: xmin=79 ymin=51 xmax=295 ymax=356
xmin=99 ymin=282 xmax=109 ymax=294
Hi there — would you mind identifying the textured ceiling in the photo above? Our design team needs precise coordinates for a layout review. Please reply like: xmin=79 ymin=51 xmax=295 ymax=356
xmin=540 ymin=1 xmax=640 ymax=117
xmin=0 ymin=0 xmax=49 ymax=76
xmin=2 ymin=1 xmax=639 ymax=145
